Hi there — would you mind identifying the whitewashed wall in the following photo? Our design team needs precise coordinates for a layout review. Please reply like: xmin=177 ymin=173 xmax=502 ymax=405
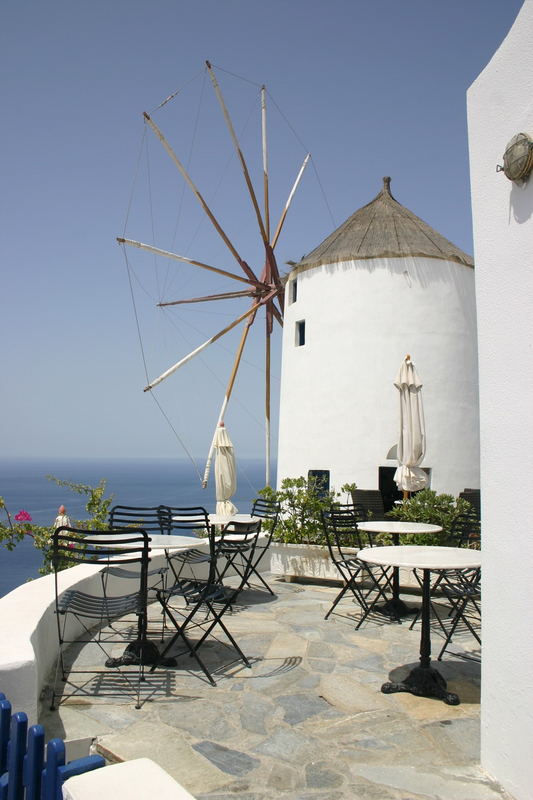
xmin=277 ymin=255 xmax=479 ymax=496
xmin=468 ymin=2 xmax=533 ymax=798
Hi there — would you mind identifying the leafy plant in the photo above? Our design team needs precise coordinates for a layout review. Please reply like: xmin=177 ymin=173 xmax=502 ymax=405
xmin=386 ymin=488 xmax=476 ymax=546
xmin=259 ymin=476 xmax=354 ymax=545
xmin=46 ymin=476 xmax=113 ymax=530
xmin=0 ymin=476 xmax=114 ymax=577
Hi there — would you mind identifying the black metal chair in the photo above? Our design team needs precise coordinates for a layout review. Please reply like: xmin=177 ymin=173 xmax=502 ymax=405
xmin=215 ymin=518 xmax=262 ymax=590
xmin=51 ymin=526 xmax=151 ymax=710
xmin=452 ymin=512 xmax=481 ymax=549
xmin=321 ymin=506 xmax=393 ymax=626
xmin=105 ymin=506 xmax=169 ymax=634
xmin=235 ymin=497 xmax=281 ymax=594
xmin=108 ymin=505 xmax=164 ymax=533
xmin=350 ymin=489 xmax=386 ymax=521
xmin=154 ymin=519 xmax=260 ymax=685
xmin=409 ymin=514 xmax=481 ymax=636
xmin=160 ymin=506 xmax=213 ymax=585
xmin=458 ymin=489 xmax=481 ymax=520
xmin=436 ymin=567 xmax=481 ymax=660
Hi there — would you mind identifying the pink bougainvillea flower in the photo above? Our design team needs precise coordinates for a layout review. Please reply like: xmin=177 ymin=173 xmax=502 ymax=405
xmin=15 ymin=510 xmax=32 ymax=522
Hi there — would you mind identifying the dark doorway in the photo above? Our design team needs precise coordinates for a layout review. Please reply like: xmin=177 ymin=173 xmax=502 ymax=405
xmin=379 ymin=466 xmax=431 ymax=512
xmin=379 ymin=467 xmax=402 ymax=512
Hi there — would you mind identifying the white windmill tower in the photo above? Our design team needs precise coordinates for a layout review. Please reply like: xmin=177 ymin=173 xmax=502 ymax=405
xmin=277 ymin=177 xmax=480 ymax=504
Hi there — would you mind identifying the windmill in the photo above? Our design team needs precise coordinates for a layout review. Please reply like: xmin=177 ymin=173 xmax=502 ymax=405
xmin=117 ymin=62 xmax=310 ymax=488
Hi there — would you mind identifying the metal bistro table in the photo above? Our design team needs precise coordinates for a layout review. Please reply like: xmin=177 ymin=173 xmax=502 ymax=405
xmin=357 ymin=545 xmax=481 ymax=705
xmin=357 ymin=521 xmax=443 ymax=618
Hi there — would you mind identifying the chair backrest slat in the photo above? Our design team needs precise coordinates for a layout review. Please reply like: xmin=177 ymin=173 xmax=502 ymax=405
xmin=108 ymin=505 xmax=164 ymax=533
xmin=162 ymin=506 xmax=210 ymax=537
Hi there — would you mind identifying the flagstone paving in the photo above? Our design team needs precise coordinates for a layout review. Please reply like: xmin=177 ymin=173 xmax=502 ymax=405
xmin=40 ymin=578 xmax=511 ymax=800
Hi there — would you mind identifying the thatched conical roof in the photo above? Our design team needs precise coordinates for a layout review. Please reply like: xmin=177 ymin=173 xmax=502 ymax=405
xmin=292 ymin=177 xmax=473 ymax=271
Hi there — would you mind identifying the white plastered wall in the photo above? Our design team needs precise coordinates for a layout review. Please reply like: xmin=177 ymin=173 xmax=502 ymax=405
xmin=277 ymin=255 xmax=479 ymax=496
xmin=467 ymin=2 xmax=533 ymax=798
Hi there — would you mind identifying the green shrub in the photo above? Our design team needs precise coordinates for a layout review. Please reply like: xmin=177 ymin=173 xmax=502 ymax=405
xmin=259 ymin=476 xmax=353 ymax=545
xmin=386 ymin=488 xmax=476 ymax=546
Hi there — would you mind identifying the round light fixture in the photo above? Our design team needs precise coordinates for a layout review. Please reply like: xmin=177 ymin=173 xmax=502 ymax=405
xmin=497 ymin=132 xmax=533 ymax=183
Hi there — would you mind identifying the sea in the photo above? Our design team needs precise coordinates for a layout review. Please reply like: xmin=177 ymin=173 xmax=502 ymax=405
xmin=0 ymin=456 xmax=272 ymax=597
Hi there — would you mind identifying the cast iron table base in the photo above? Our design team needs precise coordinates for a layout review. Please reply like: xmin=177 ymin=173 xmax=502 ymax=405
xmin=382 ymin=666 xmax=460 ymax=705
xmin=105 ymin=639 xmax=160 ymax=667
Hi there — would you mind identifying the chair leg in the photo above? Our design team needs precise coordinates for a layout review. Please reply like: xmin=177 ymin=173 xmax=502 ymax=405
xmin=324 ymin=582 xmax=354 ymax=619
xmin=155 ymin=594 xmax=217 ymax=685
xmin=193 ymin=598 xmax=251 ymax=668
xmin=437 ymin=595 xmax=481 ymax=660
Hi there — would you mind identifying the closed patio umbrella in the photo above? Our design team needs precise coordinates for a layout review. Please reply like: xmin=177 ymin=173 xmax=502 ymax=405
xmin=214 ymin=422 xmax=238 ymax=515
xmin=393 ymin=355 xmax=428 ymax=496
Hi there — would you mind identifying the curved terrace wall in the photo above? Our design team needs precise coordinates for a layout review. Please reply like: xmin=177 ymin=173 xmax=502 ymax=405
xmin=0 ymin=553 xmax=169 ymax=725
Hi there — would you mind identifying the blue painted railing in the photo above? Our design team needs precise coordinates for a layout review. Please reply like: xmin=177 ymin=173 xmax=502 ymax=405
xmin=0 ymin=693 xmax=105 ymax=800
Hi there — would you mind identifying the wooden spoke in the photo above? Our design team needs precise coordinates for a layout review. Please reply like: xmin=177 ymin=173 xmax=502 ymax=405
xmin=144 ymin=303 xmax=260 ymax=392
xmin=202 ymin=321 xmax=253 ymax=487
xmin=158 ymin=290 xmax=254 ymax=307
xmin=206 ymin=61 xmax=269 ymax=247
xmin=118 ymin=237 xmax=258 ymax=286
xmin=271 ymin=153 xmax=310 ymax=249
xmin=143 ymin=112 xmax=259 ymax=284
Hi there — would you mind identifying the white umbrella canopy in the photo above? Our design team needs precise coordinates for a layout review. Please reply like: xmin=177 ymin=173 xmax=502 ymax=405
xmin=214 ymin=422 xmax=238 ymax=515
xmin=393 ymin=355 xmax=429 ymax=494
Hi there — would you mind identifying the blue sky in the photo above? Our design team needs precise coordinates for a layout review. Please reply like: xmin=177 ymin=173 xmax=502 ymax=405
xmin=1 ymin=0 xmax=524 ymax=474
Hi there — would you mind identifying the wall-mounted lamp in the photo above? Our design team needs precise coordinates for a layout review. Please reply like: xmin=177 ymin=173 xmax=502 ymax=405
xmin=496 ymin=132 xmax=533 ymax=183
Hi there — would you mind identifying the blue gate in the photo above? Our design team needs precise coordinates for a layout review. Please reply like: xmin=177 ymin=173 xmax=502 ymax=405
xmin=0 ymin=692 xmax=105 ymax=800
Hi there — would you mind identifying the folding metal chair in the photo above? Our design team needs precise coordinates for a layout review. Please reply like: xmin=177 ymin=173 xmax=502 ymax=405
xmin=106 ymin=506 xmax=168 ymax=589
xmin=154 ymin=519 xmax=260 ymax=685
xmin=409 ymin=512 xmax=481 ymax=633
xmin=51 ymin=526 xmax=150 ymax=710
xmin=452 ymin=512 xmax=481 ymax=548
xmin=436 ymin=567 xmax=481 ymax=660
xmin=104 ymin=506 xmax=170 ymax=636
xmin=215 ymin=518 xmax=262 ymax=590
xmin=159 ymin=506 xmax=212 ymax=585
xmin=231 ymin=497 xmax=282 ymax=594
xmin=321 ymin=506 xmax=393 ymax=626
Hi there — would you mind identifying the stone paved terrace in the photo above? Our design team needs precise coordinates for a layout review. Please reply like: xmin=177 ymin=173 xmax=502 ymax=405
xmin=40 ymin=576 xmax=510 ymax=800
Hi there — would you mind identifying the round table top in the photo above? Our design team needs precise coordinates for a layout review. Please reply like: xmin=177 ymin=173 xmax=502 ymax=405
xmin=357 ymin=544 xmax=481 ymax=570
xmin=208 ymin=513 xmax=259 ymax=526
xmin=358 ymin=521 xmax=443 ymax=535
xmin=99 ymin=533 xmax=205 ymax=551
